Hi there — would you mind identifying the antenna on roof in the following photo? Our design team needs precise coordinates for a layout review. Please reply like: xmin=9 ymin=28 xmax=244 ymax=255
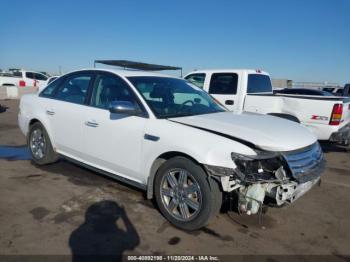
xmin=94 ymin=60 xmax=183 ymax=77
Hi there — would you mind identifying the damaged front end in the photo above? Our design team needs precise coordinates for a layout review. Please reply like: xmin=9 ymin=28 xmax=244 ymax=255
xmin=205 ymin=142 xmax=325 ymax=215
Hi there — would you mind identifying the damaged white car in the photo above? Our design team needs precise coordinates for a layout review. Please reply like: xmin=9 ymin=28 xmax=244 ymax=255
xmin=18 ymin=69 xmax=325 ymax=230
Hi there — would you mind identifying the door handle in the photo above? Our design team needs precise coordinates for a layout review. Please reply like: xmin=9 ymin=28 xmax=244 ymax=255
xmin=85 ymin=121 xmax=99 ymax=127
xmin=46 ymin=110 xmax=55 ymax=115
xmin=225 ymin=100 xmax=234 ymax=105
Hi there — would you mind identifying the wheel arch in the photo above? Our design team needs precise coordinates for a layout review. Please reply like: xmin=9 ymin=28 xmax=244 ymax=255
xmin=27 ymin=117 xmax=56 ymax=151
xmin=146 ymin=151 xmax=203 ymax=199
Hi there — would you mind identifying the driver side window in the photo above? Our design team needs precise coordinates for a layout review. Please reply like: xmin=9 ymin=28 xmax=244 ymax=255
xmin=90 ymin=73 xmax=139 ymax=109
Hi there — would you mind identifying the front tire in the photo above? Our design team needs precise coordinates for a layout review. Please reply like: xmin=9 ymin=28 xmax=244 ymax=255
xmin=28 ymin=122 xmax=59 ymax=165
xmin=154 ymin=157 xmax=222 ymax=231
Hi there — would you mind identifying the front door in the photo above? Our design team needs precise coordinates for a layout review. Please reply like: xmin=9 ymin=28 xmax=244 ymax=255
xmin=82 ymin=72 xmax=147 ymax=183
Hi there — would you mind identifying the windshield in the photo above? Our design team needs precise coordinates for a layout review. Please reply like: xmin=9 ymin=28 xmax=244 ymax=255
xmin=128 ymin=76 xmax=226 ymax=118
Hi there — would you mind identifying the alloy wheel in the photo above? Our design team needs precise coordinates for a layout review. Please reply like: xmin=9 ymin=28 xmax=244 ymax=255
xmin=160 ymin=168 xmax=202 ymax=221
xmin=30 ymin=129 xmax=46 ymax=159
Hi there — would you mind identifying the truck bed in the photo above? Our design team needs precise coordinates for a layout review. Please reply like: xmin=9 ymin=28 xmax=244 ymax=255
xmin=244 ymin=93 xmax=350 ymax=140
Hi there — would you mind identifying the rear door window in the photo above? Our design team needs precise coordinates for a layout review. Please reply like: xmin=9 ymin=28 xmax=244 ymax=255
xmin=40 ymin=77 xmax=64 ymax=98
xmin=55 ymin=73 xmax=93 ymax=104
xmin=247 ymin=74 xmax=272 ymax=93
xmin=33 ymin=73 xmax=48 ymax=81
xmin=208 ymin=73 xmax=238 ymax=94
xmin=25 ymin=72 xmax=34 ymax=79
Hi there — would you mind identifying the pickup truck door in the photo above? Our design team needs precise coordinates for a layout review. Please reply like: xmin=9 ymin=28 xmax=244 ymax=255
xmin=205 ymin=72 xmax=240 ymax=112
xmin=82 ymin=72 xmax=147 ymax=183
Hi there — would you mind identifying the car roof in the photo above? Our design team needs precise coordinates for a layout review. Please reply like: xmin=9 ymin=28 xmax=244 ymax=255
xmin=185 ymin=69 xmax=270 ymax=75
xmin=67 ymin=68 xmax=179 ymax=78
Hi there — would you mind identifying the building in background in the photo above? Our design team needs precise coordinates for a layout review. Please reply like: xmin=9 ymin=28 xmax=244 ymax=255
xmin=292 ymin=81 xmax=341 ymax=90
xmin=271 ymin=79 xmax=293 ymax=89
xmin=271 ymin=79 xmax=341 ymax=90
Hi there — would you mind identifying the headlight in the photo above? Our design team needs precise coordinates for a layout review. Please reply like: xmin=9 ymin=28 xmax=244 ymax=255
xmin=231 ymin=150 xmax=287 ymax=182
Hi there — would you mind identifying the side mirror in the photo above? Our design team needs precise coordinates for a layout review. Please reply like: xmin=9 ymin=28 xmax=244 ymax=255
xmin=109 ymin=101 xmax=140 ymax=115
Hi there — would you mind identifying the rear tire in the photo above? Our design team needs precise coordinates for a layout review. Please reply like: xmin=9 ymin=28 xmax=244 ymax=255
xmin=154 ymin=157 xmax=222 ymax=231
xmin=28 ymin=122 xmax=59 ymax=165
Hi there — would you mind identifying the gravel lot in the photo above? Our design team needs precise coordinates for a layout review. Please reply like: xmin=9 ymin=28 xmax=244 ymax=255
xmin=0 ymin=99 xmax=349 ymax=260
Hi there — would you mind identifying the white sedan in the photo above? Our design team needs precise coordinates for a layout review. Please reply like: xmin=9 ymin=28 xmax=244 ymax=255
xmin=18 ymin=69 xmax=325 ymax=230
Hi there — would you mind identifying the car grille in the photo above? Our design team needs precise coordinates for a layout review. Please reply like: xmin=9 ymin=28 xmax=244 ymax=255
xmin=283 ymin=142 xmax=325 ymax=183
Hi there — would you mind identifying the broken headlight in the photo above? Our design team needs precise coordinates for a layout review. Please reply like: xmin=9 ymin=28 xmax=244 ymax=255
xmin=231 ymin=151 xmax=287 ymax=183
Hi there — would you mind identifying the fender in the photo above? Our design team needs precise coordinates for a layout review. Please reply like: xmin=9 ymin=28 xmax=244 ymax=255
xmin=27 ymin=116 xmax=57 ymax=151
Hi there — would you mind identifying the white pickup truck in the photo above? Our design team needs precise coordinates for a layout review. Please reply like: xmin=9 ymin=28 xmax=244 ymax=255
xmin=185 ymin=69 xmax=350 ymax=146
xmin=0 ymin=70 xmax=48 ymax=89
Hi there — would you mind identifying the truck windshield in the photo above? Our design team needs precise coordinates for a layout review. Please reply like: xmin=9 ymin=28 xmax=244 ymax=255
xmin=247 ymin=74 xmax=273 ymax=93
xmin=128 ymin=76 xmax=226 ymax=118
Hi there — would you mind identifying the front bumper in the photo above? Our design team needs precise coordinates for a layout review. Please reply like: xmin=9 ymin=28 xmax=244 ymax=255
xmin=329 ymin=124 xmax=350 ymax=145
xmin=229 ymin=143 xmax=325 ymax=214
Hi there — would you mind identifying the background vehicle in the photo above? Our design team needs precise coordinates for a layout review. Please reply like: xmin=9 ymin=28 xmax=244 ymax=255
xmin=185 ymin=69 xmax=350 ymax=146
xmin=0 ymin=69 xmax=48 ymax=89
xmin=40 ymin=76 xmax=60 ymax=92
xmin=274 ymin=88 xmax=334 ymax=96
xmin=19 ymin=68 xmax=324 ymax=230
xmin=323 ymin=84 xmax=350 ymax=97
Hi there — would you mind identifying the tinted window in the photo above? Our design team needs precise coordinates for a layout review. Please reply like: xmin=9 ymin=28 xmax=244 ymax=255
xmin=209 ymin=73 xmax=238 ymax=94
xmin=13 ymin=72 xmax=22 ymax=77
xmin=40 ymin=77 xmax=63 ymax=97
xmin=247 ymin=74 xmax=272 ymax=93
xmin=55 ymin=74 xmax=92 ymax=104
xmin=34 ymin=73 xmax=48 ymax=81
xmin=128 ymin=76 xmax=225 ymax=118
xmin=323 ymin=88 xmax=335 ymax=93
xmin=26 ymin=72 xmax=34 ymax=79
xmin=335 ymin=89 xmax=344 ymax=95
xmin=185 ymin=73 xmax=206 ymax=88
xmin=91 ymin=73 xmax=139 ymax=109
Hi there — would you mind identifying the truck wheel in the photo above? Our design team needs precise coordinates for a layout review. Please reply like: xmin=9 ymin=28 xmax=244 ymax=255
xmin=28 ymin=122 xmax=59 ymax=165
xmin=154 ymin=157 xmax=222 ymax=231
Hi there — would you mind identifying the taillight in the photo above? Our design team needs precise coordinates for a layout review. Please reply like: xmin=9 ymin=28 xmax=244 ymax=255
xmin=19 ymin=80 xmax=26 ymax=87
xmin=329 ymin=104 xmax=343 ymax=126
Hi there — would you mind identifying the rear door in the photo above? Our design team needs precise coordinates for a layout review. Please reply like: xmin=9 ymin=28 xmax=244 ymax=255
xmin=207 ymin=72 xmax=239 ymax=111
xmin=45 ymin=71 xmax=95 ymax=159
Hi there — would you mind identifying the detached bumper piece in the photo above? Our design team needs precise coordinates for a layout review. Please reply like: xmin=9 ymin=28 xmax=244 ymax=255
xmin=329 ymin=124 xmax=350 ymax=146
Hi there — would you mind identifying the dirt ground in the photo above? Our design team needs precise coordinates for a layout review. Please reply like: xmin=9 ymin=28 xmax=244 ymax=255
xmin=0 ymin=99 xmax=350 ymax=260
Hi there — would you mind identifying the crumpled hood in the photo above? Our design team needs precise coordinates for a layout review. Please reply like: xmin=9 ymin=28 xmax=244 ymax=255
xmin=169 ymin=112 xmax=317 ymax=152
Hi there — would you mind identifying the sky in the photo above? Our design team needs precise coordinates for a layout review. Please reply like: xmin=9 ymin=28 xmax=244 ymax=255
xmin=0 ymin=0 xmax=349 ymax=84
